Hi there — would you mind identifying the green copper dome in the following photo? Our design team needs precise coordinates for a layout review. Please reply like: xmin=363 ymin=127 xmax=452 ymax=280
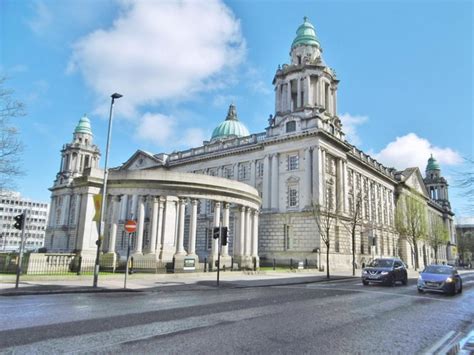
xmin=74 ymin=114 xmax=93 ymax=135
xmin=211 ymin=104 xmax=250 ymax=141
xmin=291 ymin=17 xmax=320 ymax=49
xmin=426 ymin=154 xmax=440 ymax=171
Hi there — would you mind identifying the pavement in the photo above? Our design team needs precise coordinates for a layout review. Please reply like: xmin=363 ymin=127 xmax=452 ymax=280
xmin=0 ymin=267 xmax=445 ymax=296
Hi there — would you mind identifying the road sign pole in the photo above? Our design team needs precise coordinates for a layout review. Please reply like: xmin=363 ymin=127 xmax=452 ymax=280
xmin=124 ymin=232 xmax=132 ymax=289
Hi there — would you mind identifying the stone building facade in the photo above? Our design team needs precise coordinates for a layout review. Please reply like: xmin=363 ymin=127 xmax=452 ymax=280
xmin=45 ymin=18 xmax=456 ymax=271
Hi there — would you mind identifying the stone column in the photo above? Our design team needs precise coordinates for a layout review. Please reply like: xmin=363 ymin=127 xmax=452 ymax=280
xmin=337 ymin=159 xmax=343 ymax=213
xmin=245 ymin=207 xmax=251 ymax=256
xmin=321 ymin=150 xmax=326 ymax=205
xmin=159 ymin=197 xmax=178 ymax=262
xmin=175 ymin=198 xmax=187 ymax=255
xmin=188 ymin=199 xmax=198 ymax=255
xmin=262 ymin=155 xmax=271 ymax=209
xmin=343 ymin=160 xmax=348 ymax=213
xmin=296 ymin=77 xmax=301 ymax=109
xmin=312 ymin=146 xmax=321 ymax=205
xmin=148 ymin=196 xmax=159 ymax=255
xmin=304 ymin=147 xmax=312 ymax=208
xmin=120 ymin=195 xmax=128 ymax=220
xmin=107 ymin=195 xmax=120 ymax=253
xmin=131 ymin=195 xmax=138 ymax=219
xmin=156 ymin=197 xmax=165 ymax=254
xmin=233 ymin=164 xmax=239 ymax=181
xmin=251 ymin=209 xmax=259 ymax=259
xmin=250 ymin=160 xmax=257 ymax=187
xmin=271 ymin=153 xmax=279 ymax=210
xmin=275 ymin=85 xmax=279 ymax=113
xmin=235 ymin=206 xmax=245 ymax=257
xmin=287 ymin=81 xmax=292 ymax=111
xmin=134 ymin=196 xmax=145 ymax=254
xmin=62 ymin=194 xmax=70 ymax=225
xmin=305 ymin=76 xmax=311 ymax=106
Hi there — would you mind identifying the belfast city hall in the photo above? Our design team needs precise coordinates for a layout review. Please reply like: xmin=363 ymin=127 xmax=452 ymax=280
xmin=44 ymin=18 xmax=457 ymax=272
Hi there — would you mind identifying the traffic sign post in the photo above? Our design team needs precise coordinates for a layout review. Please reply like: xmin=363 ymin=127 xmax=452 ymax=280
xmin=124 ymin=220 xmax=136 ymax=289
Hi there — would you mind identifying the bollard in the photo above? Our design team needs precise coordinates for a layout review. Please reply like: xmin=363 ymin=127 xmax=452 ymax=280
xmin=290 ymin=258 xmax=293 ymax=270
xmin=253 ymin=258 xmax=256 ymax=271
xmin=129 ymin=257 xmax=134 ymax=275
xmin=231 ymin=257 xmax=234 ymax=271
xmin=76 ymin=256 xmax=82 ymax=276
xmin=305 ymin=258 xmax=308 ymax=269
xmin=273 ymin=258 xmax=276 ymax=271
xmin=204 ymin=257 xmax=207 ymax=272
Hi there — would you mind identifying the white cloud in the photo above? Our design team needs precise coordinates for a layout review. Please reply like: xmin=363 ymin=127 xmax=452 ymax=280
xmin=212 ymin=94 xmax=239 ymax=107
xmin=373 ymin=133 xmax=463 ymax=171
xmin=339 ymin=113 xmax=368 ymax=146
xmin=135 ymin=113 xmax=175 ymax=146
xmin=26 ymin=0 xmax=53 ymax=35
xmin=68 ymin=0 xmax=245 ymax=117
xmin=180 ymin=128 xmax=206 ymax=148
xmin=136 ymin=113 xmax=205 ymax=149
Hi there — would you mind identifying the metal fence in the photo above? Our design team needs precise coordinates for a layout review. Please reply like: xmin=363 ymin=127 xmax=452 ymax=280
xmin=259 ymin=257 xmax=321 ymax=271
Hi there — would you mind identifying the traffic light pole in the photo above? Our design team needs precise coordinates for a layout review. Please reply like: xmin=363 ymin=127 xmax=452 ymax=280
xmin=217 ymin=227 xmax=221 ymax=287
xmin=15 ymin=210 xmax=27 ymax=289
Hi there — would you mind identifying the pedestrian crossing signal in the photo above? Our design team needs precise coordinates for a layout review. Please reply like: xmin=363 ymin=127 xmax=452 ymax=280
xmin=13 ymin=213 xmax=24 ymax=230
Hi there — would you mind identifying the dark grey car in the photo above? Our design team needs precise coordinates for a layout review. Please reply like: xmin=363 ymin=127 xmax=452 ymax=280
xmin=362 ymin=258 xmax=408 ymax=286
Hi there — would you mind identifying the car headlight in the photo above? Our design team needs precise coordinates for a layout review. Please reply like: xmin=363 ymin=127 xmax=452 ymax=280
xmin=381 ymin=271 xmax=388 ymax=275
xmin=362 ymin=270 xmax=368 ymax=275
xmin=446 ymin=277 xmax=453 ymax=283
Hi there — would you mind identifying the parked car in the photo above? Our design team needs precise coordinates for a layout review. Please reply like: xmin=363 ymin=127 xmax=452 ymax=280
xmin=417 ymin=265 xmax=462 ymax=295
xmin=362 ymin=258 xmax=408 ymax=286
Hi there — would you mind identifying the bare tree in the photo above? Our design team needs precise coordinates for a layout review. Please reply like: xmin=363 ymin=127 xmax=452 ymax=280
xmin=395 ymin=192 xmax=428 ymax=270
xmin=427 ymin=214 xmax=449 ymax=264
xmin=456 ymin=157 xmax=474 ymax=213
xmin=0 ymin=77 xmax=25 ymax=195
xmin=311 ymin=193 xmax=342 ymax=279
xmin=342 ymin=192 xmax=363 ymax=276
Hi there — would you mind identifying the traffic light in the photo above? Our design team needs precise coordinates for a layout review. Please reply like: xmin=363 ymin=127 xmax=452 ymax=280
xmin=221 ymin=227 xmax=228 ymax=246
xmin=213 ymin=227 xmax=220 ymax=239
xmin=13 ymin=213 xmax=24 ymax=230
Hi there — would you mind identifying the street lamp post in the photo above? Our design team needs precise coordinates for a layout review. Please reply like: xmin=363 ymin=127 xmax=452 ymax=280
xmin=93 ymin=92 xmax=122 ymax=288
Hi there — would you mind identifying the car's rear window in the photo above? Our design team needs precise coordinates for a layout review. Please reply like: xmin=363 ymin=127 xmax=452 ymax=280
xmin=423 ymin=266 xmax=452 ymax=274
xmin=368 ymin=259 xmax=393 ymax=268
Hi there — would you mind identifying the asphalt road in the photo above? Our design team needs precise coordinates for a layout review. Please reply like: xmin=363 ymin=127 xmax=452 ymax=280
xmin=1 ymin=273 xmax=473 ymax=354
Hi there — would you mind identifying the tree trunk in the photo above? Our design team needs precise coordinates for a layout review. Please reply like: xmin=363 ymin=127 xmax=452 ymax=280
xmin=352 ymin=226 xmax=356 ymax=276
xmin=435 ymin=247 xmax=438 ymax=265
xmin=326 ymin=246 xmax=330 ymax=279
xmin=413 ymin=239 xmax=419 ymax=270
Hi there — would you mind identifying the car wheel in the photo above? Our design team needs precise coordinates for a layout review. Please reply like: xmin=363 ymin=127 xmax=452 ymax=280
xmin=402 ymin=275 xmax=408 ymax=286
xmin=450 ymin=284 xmax=456 ymax=296
xmin=387 ymin=276 xmax=395 ymax=287
xmin=417 ymin=288 xmax=423 ymax=293
xmin=362 ymin=280 xmax=369 ymax=286
xmin=459 ymin=281 xmax=463 ymax=294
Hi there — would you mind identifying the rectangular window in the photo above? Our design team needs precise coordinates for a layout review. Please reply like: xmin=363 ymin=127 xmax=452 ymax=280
xmin=284 ymin=224 xmax=292 ymax=250
xmin=360 ymin=232 xmax=365 ymax=254
xmin=223 ymin=166 xmax=234 ymax=179
xmin=288 ymin=154 xmax=299 ymax=171
xmin=257 ymin=161 xmax=264 ymax=178
xmin=238 ymin=163 xmax=249 ymax=180
xmin=335 ymin=226 xmax=340 ymax=253
xmin=288 ymin=186 xmax=299 ymax=208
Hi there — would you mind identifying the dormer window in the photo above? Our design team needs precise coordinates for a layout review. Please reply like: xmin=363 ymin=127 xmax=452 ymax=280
xmin=297 ymin=55 xmax=302 ymax=65
xmin=286 ymin=121 xmax=296 ymax=133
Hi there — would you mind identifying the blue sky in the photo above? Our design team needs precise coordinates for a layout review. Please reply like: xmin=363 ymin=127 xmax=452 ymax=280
xmin=1 ymin=0 xmax=472 ymax=218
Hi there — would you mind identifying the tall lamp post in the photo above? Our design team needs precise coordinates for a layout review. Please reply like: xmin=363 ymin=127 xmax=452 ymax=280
xmin=93 ymin=92 xmax=122 ymax=288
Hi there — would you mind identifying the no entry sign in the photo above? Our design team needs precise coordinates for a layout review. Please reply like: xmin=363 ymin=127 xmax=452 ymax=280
xmin=124 ymin=220 xmax=137 ymax=233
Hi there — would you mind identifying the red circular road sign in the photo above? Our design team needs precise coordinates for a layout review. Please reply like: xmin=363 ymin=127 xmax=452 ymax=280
xmin=124 ymin=220 xmax=137 ymax=233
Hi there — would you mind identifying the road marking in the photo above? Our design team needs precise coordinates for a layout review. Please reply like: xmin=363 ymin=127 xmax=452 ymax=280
xmin=423 ymin=330 xmax=457 ymax=354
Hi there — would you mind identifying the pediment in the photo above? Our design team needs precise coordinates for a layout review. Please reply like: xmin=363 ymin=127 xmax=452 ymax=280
xmin=402 ymin=168 xmax=429 ymax=198
xmin=119 ymin=150 xmax=163 ymax=171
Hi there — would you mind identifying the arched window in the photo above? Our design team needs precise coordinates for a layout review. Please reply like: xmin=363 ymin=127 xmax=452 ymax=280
xmin=286 ymin=121 xmax=296 ymax=133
